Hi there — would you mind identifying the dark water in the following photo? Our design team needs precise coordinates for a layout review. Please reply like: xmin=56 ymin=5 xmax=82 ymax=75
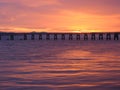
xmin=0 ymin=40 xmax=120 ymax=90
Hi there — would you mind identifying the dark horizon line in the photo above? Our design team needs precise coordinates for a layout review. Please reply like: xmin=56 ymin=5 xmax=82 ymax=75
xmin=0 ymin=31 xmax=120 ymax=34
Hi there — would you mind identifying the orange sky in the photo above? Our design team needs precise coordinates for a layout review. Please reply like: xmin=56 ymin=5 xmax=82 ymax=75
xmin=0 ymin=0 xmax=120 ymax=32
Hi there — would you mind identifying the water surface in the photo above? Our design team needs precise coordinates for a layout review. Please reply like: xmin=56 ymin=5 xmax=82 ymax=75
xmin=0 ymin=40 xmax=120 ymax=90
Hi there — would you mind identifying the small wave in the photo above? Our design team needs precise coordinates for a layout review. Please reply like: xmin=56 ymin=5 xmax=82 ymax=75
xmin=68 ymin=58 xmax=94 ymax=60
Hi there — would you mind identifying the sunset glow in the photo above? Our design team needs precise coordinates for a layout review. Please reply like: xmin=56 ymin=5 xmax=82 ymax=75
xmin=0 ymin=0 xmax=120 ymax=32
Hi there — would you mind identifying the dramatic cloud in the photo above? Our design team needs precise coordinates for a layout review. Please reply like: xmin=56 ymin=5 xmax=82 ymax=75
xmin=59 ymin=0 xmax=120 ymax=15
xmin=0 ymin=0 xmax=120 ymax=32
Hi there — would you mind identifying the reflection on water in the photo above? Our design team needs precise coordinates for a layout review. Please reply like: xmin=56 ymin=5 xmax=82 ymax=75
xmin=0 ymin=41 xmax=120 ymax=90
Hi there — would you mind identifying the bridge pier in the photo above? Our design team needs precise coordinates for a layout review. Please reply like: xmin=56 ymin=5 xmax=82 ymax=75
xmin=24 ymin=34 xmax=27 ymax=40
xmin=61 ymin=34 xmax=65 ymax=40
xmin=39 ymin=34 xmax=42 ymax=40
xmin=114 ymin=33 xmax=119 ymax=40
xmin=84 ymin=34 xmax=88 ymax=40
xmin=76 ymin=34 xmax=80 ymax=40
xmin=46 ymin=34 xmax=50 ymax=40
xmin=54 ymin=34 xmax=58 ymax=40
xmin=0 ymin=35 xmax=1 ymax=40
xmin=69 ymin=34 xmax=73 ymax=40
xmin=106 ymin=33 xmax=111 ymax=40
xmin=91 ymin=33 xmax=96 ymax=40
xmin=31 ymin=34 xmax=35 ymax=40
xmin=10 ymin=34 xmax=14 ymax=40
xmin=99 ymin=33 xmax=103 ymax=40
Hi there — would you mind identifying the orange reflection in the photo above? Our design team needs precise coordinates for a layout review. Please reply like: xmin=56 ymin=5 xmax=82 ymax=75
xmin=1 ymin=48 xmax=119 ymax=88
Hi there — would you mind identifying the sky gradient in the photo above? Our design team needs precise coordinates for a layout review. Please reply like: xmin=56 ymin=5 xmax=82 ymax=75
xmin=0 ymin=0 xmax=120 ymax=32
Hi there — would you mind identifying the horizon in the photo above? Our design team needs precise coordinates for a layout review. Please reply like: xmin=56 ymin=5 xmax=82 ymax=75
xmin=0 ymin=31 xmax=120 ymax=34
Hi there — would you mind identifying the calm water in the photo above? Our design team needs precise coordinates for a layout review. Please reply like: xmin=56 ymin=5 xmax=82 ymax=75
xmin=0 ymin=40 xmax=120 ymax=90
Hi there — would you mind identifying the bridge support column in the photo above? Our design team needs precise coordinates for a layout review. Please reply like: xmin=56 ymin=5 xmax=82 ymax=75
xmin=69 ymin=34 xmax=73 ymax=40
xmin=99 ymin=33 xmax=103 ymax=40
xmin=114 ymin=33 xmax=119 ymax=40
xmin=46 ymin=34 xmax=50 ymax=40
xmin=76 ymin=34 xmax=80 ymax=40
xmin=0 ymin=35 xmax=1 ymax=40
xmin=91 ymin=33 xmax=96 ymax=40
xmin=84 ymin=34 xmax=88 ymax=40
xmin=31 ymin=34 xmax=35 ymax=40
xmin=106 ymin=33 xmax=111 ymax=40
xmin=10 ymin=34 xmax=14 ymax=40
xmin=39 ymin=34 xmax=42 ymax=40
xmin=61 ymin=34 xmax=65 ymax=40
xmin=24 ymin=34 xmax=27 ymax=40
xmin=54 ymin=34 xmax=58 ymax=40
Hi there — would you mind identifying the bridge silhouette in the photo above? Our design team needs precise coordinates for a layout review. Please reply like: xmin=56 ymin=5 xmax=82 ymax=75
xmin=0 ymin=32 xmax=119 ymax=41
